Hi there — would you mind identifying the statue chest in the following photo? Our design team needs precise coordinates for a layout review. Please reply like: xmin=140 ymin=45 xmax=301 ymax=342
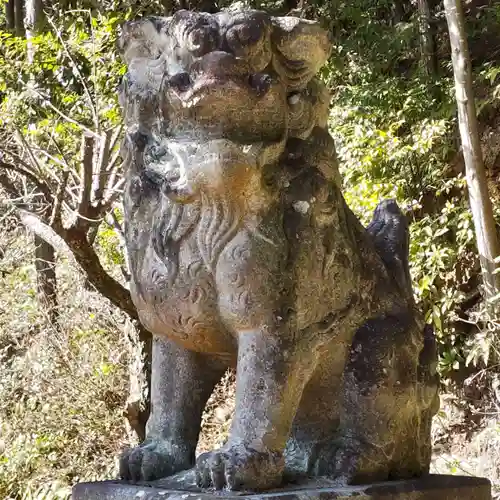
xmin=128 ymin=229 xmax=238 ymax=353
xmin=126 ymin=215 xmax=287 ymax=352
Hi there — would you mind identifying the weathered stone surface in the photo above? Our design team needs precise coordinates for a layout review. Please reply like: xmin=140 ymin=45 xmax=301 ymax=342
xmin=73 ymin=475 xmax=491 ymax=500
xmin=109 ymin=2 xmax=441 ymax=493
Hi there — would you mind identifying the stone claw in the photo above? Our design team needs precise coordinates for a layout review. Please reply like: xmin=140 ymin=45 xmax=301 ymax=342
xmin=195 ymin=444 xmax=284 ymax=491
xmin=119 ymin=439 xmax=192 ymax=482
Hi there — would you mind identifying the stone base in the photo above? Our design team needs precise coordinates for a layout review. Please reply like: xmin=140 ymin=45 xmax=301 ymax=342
xmin=72 ymin=474 xmax=491 ymax=500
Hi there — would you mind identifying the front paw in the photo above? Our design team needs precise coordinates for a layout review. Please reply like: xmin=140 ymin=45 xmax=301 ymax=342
xmin=119 ymin=439 xmax=193 ymax=482
xmin=195 ymin=443 xmax=284 ymax=491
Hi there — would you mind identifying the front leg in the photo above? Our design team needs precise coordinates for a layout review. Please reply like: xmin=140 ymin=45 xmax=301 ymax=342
xmin=120 ymin=335 xmax=226 ymax=481
xmin=196 ymin=329 xmax=316 ymax=491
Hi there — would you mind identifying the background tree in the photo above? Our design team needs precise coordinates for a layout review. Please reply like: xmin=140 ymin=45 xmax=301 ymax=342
xmin=5 ymin=0 xmax=15 ymax=31
xmin=418 ymin=0 xmax=437 ymax=77
xmin=444 ymin=0 xmax=500 ymax=315
xmin=0 ymin=11 xmax=152 ymax=438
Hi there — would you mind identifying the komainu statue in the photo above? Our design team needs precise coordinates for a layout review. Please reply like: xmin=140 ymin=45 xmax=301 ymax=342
xmin=117 ymin=5 xmax=439 ymax=492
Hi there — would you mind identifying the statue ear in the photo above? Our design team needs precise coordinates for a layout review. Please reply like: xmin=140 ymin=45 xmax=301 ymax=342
xmin=119 ymin=17 xmax=172 ymax=63
xmin=271 ymin=17 xmax=331 ymax=91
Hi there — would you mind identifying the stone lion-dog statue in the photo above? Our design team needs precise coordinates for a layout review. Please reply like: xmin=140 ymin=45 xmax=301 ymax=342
xmin=117 ymin=4 xmax=439 ymax=492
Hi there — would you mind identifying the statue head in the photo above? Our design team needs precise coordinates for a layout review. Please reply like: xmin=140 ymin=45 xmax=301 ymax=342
xmin=118 ymin=7 xmax=333 ymax=207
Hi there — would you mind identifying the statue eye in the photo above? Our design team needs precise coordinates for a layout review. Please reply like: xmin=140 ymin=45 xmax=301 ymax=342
xmin=167 ymin=72 xmax=192 ymax=93
xmin=248 ymin=73 xmax=272 ymax=96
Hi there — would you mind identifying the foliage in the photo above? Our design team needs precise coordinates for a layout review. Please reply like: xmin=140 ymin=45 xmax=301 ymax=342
xmin=0 ymin=226 xmax=131 ymax=499
xmin=326 ymin=0 xmax=500 ymax=377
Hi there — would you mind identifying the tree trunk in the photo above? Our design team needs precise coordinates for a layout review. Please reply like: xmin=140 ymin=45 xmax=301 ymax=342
xmin=418 ymin=0 xmax=437 ymax=77
xmin=188 ymin=0 xmax=217 ymax=12
xmin=6 ymin=0 xmax=15 ymax=31
xmin=392 ymin=0 xmax=404 ymax=23
xmin=124 ymin=321 xmax=152 ymax=441
xmin=25 ymin=0 xmax=54 ymax=321
xmin=161 ymin=0 xmax=175 ymax=14
xmin=34 ymin=234 xmax=58 ymax=324
xmin=14 ymin=0 xmax=24 ymax=36
xmin=25 ymin=0 xmax=45 ymax=63
xmin=444 ymin=0 xmax=500 ymax=311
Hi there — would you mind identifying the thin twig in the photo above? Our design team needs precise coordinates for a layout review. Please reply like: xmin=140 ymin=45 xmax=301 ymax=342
xmin=24 ymin=150 xmax=79 ymax=206
xmin=31 ymin=146 xmax=68 ymax=169
xmin=102 ymin=177 xmax=125 ymax=208
xmin=17 ymin=77 xmax=100 ymax=139
xmin=107 ymin=124 xmax=124 ymax=162
xmin=46 ymin=130 xmax=79 ymax=180
xmin=46 ymin=16 xmax=99 ymax=131
xmin=106 ymin=148 xmax=123 ymax=177
xmin=14 ymin=127 xmax=43 ymax=175
xmin=0 ymin=160 xmax=52 ymax=203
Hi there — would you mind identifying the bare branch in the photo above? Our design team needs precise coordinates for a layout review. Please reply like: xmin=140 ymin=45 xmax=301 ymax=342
xmin=27 ymin=153 xmax=79 ymax=208
xmin=1 ymin=146 xmax=44 ymax=176
xmin=103 ymin=153 xmax=123 ymax=197
xmin=46 ymin=131 xmax=79 ymax=181
xmin=104 ymin=125 xmax=125 ymax=177
xmin=77 ymin=133 xmax=95 ymax=222
xmin=100 ymin=129 xmax=125 ymax=200
xmin=0 ymin=159 xmax=53 ymax=204
xmin=93 ymin=130 xmax=112 ymax=203
xmin=64 ymin=225 xmax=138 ymax=320
xmin=32 ymin=146 xmax=68 ymax=169
xmin=104 ymin=155 xmax=123 ymax=199
xmin=18 ymin=209 xmax=70 ymax=256
xmin=16 ymin=207 xmax=139 ymax=321
xmin=50 ymin=169 xmax=70 ymax=229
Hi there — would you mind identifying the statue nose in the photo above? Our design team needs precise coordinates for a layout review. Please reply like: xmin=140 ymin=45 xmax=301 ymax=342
xmin=192 ymin=51 xmax=240 ymax=80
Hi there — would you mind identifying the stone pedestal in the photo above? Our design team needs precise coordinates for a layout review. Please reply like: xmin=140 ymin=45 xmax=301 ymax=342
xmin=72 ymin=474 xmax=491 ymax=500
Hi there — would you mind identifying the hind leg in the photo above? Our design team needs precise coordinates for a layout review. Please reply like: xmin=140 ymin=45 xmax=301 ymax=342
xmin=120 ymin=335 xmax=226 ymax=481
xmin=332 ymin=313 xmax=428 ymax=484
xmin=284 ymin=344 xmax=347 ymax=478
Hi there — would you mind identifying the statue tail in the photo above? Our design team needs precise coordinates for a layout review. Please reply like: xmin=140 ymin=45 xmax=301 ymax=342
xmin=366 ymin=199 xmax=413 ymax=303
